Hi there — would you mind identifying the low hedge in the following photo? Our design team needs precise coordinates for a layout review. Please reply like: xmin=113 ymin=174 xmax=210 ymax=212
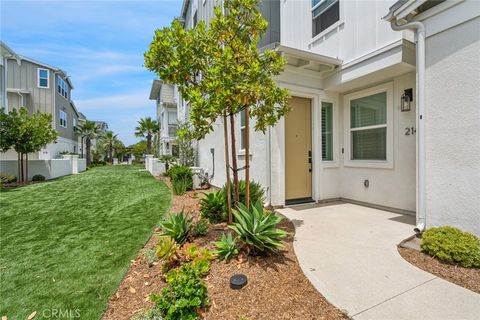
xmin=421 ymin=226 xmax=480 ymax=268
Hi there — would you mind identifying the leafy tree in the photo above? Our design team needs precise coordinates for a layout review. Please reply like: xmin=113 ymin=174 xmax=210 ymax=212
xmin=176 ymin=122 xmax=196 ymax=167
xmin=129 ymin=140 xmax=148 ymax=160
xmin=100 ymin=130 xmax=118 ymax=164
xmin=134 ymin=117 xmax=159 ymax=155
xmin=113 ymin=138 xmax=126 ymax=161
xmin=77 ymin=120 xmax=101 ymax=166
xmin=145 ymin=0 xmax=289 ymax=222
xmin=0 ymin=107 xmax=58 ymax=182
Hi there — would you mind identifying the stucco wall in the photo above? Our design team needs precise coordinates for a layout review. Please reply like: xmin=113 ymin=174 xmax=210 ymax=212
xmin=424 ymin=17 xmax=480 ymax=235
xmin=0 ymin=158 xmax=82 ymax=181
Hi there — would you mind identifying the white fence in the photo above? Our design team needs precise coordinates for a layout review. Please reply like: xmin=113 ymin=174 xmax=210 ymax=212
xmin=0 ymin=155 xmax=86 ymax=181
xmin=145 ymin=156 xmax=166 ymax=177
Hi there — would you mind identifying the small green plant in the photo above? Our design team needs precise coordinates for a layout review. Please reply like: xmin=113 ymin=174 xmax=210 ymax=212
xmin=222 ymin=180 xmax=265 ymax=209
xmin=191 ymin=219 xmax=209 ymax=237
xmin=214 ymin=233 xmax=239 ymax=261
xmin=421 ymin=226 xmax=480 ymax=268
xmin=31 ymin=174 xmax=46 ymax=181
xmin=132 ymin=308 xmax=164 ymax=320
xmin=230 ymin=201 xmax=288 ymax=254
xmin=171 ymin=177 xmax=190 ymax=195
xmin=167 ymin=165 xmax=193 ymax=190
xmin=159 ymin=210 xmax=193 ymax=245
xmin=0 ymin=173 xmax=17 ymax=184
xmin=144 ymin=247 xmax=159 ymax=267
xmin=151 ymin=261 xmax=210 ymax=320
xmin=199 ymin=191 xmax=226 ymax=223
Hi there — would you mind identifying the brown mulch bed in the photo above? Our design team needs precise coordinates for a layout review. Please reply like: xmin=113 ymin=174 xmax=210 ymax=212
xmin=398 ymin=247 xmax=480 ymax=294
xmin=103 ymin=179 xmax=347 ymax=320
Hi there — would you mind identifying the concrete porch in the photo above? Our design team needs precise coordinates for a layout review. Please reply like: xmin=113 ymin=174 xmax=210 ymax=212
xmin=277 ymin=202 xmax=480 ymax=319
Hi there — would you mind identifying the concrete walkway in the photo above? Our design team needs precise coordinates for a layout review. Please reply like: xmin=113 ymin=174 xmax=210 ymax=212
xmin=278 ymin=203 xmax=480 ymax=320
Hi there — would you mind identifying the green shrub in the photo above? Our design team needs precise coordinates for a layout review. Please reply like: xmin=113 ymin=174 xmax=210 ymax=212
xmin=191 ymin=219 xmax=209 ymax=237
xmin=132 ymin=308 xmax=164 ymax=320
xmin=167 ymin=165 xmax=193 ymax=190
xmin=31 ymin=174 xmax=46 ymax=181
xmin=421 ymin=226 xmax=480 ymax=268
xmin=230 ymin=201 xmax=288 ymax=254
xmin=214 ymin=233 xmax=239 ymax=261
xmin=222 ymin=180 xmax=265 ymax=209
xmin=151 ymin=261 xmax=210 ymax=320
xmin=171 ymin=178 xmax=190 ymax=195
xmin=199 ymin=191 xmax=225 ymax=223
xmin=0 ymin=173 xmax=17 ymax=184
xmin=159 ymin=211 xmax=193 ymax=245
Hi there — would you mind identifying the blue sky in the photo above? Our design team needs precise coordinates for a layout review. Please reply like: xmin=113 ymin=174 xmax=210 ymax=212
xmin=1 ymin=0 xmax=182 ymax=145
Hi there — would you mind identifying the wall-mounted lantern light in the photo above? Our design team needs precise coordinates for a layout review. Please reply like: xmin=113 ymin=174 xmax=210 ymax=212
xmin=401 ymin=88 xmax=413 ymax=112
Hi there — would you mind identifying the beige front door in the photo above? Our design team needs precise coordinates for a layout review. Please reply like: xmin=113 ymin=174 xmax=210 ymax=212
xmin=285 ymin=96 xmax=312 ymax=201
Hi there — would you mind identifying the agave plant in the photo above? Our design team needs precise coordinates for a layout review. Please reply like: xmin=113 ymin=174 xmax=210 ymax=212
xmin=230 ymin=201 xmax=288 ymax=254
xmin=199 ymin=191 xmax=225 ymax=223
xmin=159 ymin=210 xmax=193 ymax=245
xmin=213 ymin=233 xmax=239 ymax=261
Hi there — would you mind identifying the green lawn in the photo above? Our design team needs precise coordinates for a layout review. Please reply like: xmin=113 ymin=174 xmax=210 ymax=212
xmin=0 ymin=165 xmax=171 ymax=319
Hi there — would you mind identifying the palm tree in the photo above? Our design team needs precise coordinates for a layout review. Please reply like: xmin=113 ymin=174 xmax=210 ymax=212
xmin=77 ymin=120 xmax=101 ymax=166
xmin=100 ymin=131 xmax=118 ymax=164
xmin=134 ymin=117 xmax=159 ymax=155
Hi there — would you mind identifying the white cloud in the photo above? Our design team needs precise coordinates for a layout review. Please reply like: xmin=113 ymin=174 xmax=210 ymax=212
xmin=75 ymin=90 xmax=152 ymax=111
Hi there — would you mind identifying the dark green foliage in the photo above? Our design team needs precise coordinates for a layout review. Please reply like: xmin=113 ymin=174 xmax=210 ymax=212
xmin=421 ymin=226 xmax=480 ymax=268
xmin=230 ymin=201 xmax=288 ymax=254
xmin=192 ymin=219 xmax=209 ymax=237
xmin=171 ymin=178 xmax=190 ymax=195
xmin=168 ymin=165 xmax=193 ymax=190
xmin=222 ymin=180 xmax=264 ymax=208
xmin=159 ymin=210 xmax=193 ymax=245
xmin=31 ymin=174 xmax=46 ymax=181
xmin=199 ymin=191 xmax=225 ymax=223
xmin=151 ymin=260 xmax=210 ymax=320
xmin=213 ymin=233 xmax=239 ymax=261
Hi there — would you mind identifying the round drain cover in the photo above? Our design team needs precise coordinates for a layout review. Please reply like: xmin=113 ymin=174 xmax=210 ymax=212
xmin=230 ymin=274 xmax=248 ymax=289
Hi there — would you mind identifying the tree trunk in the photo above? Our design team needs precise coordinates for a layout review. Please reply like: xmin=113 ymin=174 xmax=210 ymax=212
xmin=245 ymin=105 xmax=250 ymax=208
xmin=25 ymin=153 xmax=29 ymax=183
xmin=223 ymin=113 xmax=233 ymax=224
xmin=17 ymin=152 xmax=21 ymax=183
xmin=20 ymin=153 xmax=24 ymax=183
xmin=229 ymin=112 xmax=240 ymax=208
xmin=147 ymin=134 xmax=152 ymax=154
xmin=109 ymin=144 xmax=113 ymax=164
xmin=86 ymin=138 xmax=91 ymax=166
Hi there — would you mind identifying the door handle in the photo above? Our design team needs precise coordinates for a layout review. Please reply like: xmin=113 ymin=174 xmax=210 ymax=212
xmin=308 ymin=150 xmax=312 ymax=172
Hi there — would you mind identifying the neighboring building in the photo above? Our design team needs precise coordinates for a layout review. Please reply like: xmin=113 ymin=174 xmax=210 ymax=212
xmin=149 ymin=79 xmax=184 ymax=156
xmin=153 ymin=0 xmax=479 ymax=235
xmin=0 ymin=42 xmax=80 ymax=159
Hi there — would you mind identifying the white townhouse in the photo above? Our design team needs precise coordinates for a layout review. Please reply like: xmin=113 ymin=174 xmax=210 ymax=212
xmin=155 ymin=0 xmax=479 ymax=236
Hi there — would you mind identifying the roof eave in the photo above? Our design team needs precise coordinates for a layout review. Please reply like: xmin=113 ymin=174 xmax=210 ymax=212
xmin=149 ymin=79 xmax=163 ymax=100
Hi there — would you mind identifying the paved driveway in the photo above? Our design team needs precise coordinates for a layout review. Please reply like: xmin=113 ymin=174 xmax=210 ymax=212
xmin=278 ymin=202 xmax=480 ymax=320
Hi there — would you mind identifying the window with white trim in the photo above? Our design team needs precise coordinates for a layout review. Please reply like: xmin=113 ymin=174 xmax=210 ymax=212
xmin=73 ymin=118 xmax=77 ymax=129
xmin=321 ymin=101 xmax=333 ymax=161
xmin=312 ymin=0 xmax=340 ymax=37
xmin=38 ymin=68 xmax=49 ymax=88
xmin=57 ymin=76 xmax=68 ymax=99
xmin=240 ymin=109 xmax=246 ymax=150
xmin=349 ymin=92 xmax=387 ymax=160
xmin=59 ymin=110 xmax=67 ymax=128
xmin=168 ymin=111 xmax=178 ymax=137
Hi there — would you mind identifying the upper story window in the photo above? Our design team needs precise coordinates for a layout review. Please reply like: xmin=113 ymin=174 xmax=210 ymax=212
xmin=57 ymin=76 xmax=68 ymax=100
xmin=73 ymin=118 xmax=77 ymax=129
xmin=312 ymin=0 xmax=340 ymax=37
xmin=59 ymin=110 xmax=67 ymax=128
xmin=37 ymin=68 xmax=49 ymax=88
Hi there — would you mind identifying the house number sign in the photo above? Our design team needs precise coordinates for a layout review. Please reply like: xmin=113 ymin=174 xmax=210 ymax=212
xmin=405 ymin=127 xmax=416 ymax=136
